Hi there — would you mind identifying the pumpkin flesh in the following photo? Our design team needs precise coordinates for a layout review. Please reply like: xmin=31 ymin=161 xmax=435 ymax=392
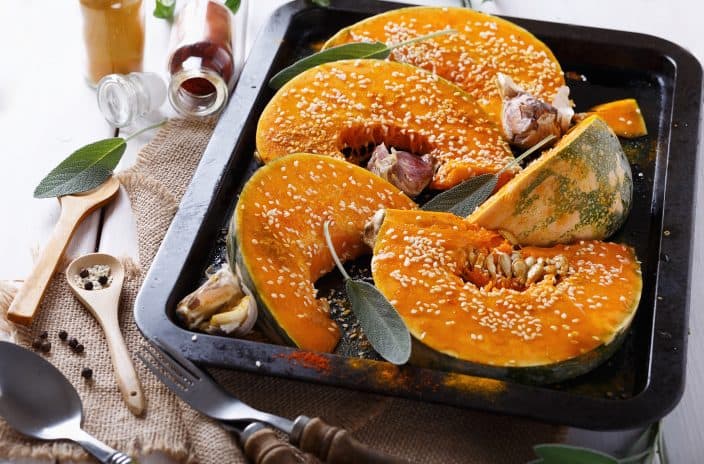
xmin=372 ymin=209 xmax=642 ymax=383
xmin=588 ymin=98 xmax=648 ymax=138
xmin=323 ymin=6 xmax=566 ymax=125
xmin=256 ymin=59 xmax=515 ymax=191
xmin=231 ymin=154 xmax=416 ymax=353
xmin=468 ymin=115 xmax=633 ymax=246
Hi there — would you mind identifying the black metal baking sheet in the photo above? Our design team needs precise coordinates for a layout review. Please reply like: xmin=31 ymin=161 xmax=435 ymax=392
xmin=135 ymin=0 xmax=702 ymax=429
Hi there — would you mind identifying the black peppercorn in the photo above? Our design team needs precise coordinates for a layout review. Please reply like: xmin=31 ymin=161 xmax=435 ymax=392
xmin=79 ymin=269 xmax=89 ymax=278
xmin=81 ymin=367 xmax=93 ymax=380
xmin=84 ymin=281 xmax=94 ymax=291
xmin=98 ymin=275 xmax=108 ymax=285
xmin=68 ymin=338 xmax=78 ymax=349
xmin=74 ymin=344 xmax=85 ymax=354
xmin=39 ymin=330 xmax=48 ymax=339
xmin=31 ymin=339 xmax=42 ymax=350
xmin=58 ymin=330 xmax=68 ymax=341
xmin=40 ymin=341 xmax=51 ymax=353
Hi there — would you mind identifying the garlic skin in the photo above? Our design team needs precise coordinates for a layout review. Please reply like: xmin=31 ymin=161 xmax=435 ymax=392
xmin=363 ymin=208 xmax=387 ymax=249
xmin=176 ymin=264 xmax=257 ymax=336
xmin=497 ymin=73 xmax=573 ymax=149
xmin=366 ymin=143 xmax=434 ymax=197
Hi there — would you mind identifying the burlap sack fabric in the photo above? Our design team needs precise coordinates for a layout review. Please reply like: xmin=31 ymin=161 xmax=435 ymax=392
xmin=0 ymin=118 xmax=563 ymax=463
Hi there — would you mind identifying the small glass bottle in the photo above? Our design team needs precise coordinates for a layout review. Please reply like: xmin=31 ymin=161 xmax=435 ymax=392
xmin=79 ymin=0 xmax=145 ymax=86
xmin=167 ymin=0 xmax=234 ymax=117
xmin=97 ymin=72 xmax=167 ymax=127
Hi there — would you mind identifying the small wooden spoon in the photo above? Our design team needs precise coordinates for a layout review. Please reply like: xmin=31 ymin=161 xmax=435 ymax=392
xmin=8 ymin=177 xmax=120 ymax=325
xmin=66 ymin=253 xmax=145 ymax=416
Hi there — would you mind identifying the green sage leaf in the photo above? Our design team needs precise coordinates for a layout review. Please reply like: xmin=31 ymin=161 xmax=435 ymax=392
xmin=269 ymin=29 xmax=456 ymax=89
xmin=345 ymin=279 xmax=411 ymax=365
xmin=34 ymin=138 xmax=126 ymax=198
xmin=269 ymin=42 xmax=390 ymax=89
xmin=224 ymin=0 xmax=241 ymax=15
xmin=323 ymin=221 xmax=411 ymax=365
xmin=422 ymin=174 xmax=496 ymax=214
xmin=530 ymin=444 xmax=619 ymax=464
xmin=153 ymin=0 xmax=176 ymax=20
xmin=310 ymin=0 xmax=330 ymax=6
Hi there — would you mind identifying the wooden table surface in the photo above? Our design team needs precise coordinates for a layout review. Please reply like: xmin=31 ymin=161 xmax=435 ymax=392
xmin=1 ymin=1 xmax=702 ymax=462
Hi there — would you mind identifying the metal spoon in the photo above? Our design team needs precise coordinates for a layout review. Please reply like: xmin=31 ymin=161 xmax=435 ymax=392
xmin=66 ymin=253 xmax=145 ymax=416
xmin=0 ymin=341 xmax=133 ymax=463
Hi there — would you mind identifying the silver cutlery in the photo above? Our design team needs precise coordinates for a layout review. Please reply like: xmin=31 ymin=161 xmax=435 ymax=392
xmin=0 ymin=341 xmax=132 ymax=464
xmin=139 ymin=338 xmax=409 ymax=464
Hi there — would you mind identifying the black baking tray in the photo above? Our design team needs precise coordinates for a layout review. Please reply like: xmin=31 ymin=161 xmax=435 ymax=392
xmin=134 ymin=0 xmax=702 ymax=429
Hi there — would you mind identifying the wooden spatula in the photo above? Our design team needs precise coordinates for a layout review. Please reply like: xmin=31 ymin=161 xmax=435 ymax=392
xmin=8 ymin=177 xmax=120 ymax=325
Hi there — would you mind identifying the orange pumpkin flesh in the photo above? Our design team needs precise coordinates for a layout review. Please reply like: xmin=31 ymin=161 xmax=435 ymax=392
xmin=231 ymin=154 xmax=416 ymax=353
xmin=588 ymin=98 xmax=648 ymax=138
xmin=324 ymin=6 xmax=565 ymax=124
xmin=371 ymin=209 xmax=642 ymax=382
xmin=256 ymin=59 xmax=515 ymax=191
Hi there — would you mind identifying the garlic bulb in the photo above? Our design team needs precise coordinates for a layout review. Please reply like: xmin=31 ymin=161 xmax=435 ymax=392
xmin=176 ymin=264 xmax=257 ymax=336
xmin=366 ymin=143 xmax=434 ymax=197
xmin=497 ymin=73 xmax=574 ymax=149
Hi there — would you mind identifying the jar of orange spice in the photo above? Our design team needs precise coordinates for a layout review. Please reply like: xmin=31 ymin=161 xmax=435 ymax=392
xmin=79 ymin=0 xmax=145 ymax=86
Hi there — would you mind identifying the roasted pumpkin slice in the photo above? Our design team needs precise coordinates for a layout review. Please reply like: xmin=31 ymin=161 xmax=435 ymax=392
xmin=588 ymin=98 xmax=648 ymax=138
xmin=324 ymin=6 xmax=565 ymax=124
xmin=468 ymin=115 xmax=633 ymax=246
xmin=372 ymin=209 xmax=642 ymax=384
xmin=228 ymin=154 xmax=416 ymax=353
xmin=256 ymin=59 xmax=514 ymax=191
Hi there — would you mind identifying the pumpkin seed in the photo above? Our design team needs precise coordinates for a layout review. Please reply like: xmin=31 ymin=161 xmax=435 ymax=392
xmin=498 ymin=252 xmax=512 ymax=278
xmin=525 ymin=256 xmax=536 ymax=268
xmin=486 ymin=254 xmax=497 ymax=278
xmin=526 ymin=262 xmax=544 ymax=285
xmin=512 ymin=259 xmax=527 ymax=283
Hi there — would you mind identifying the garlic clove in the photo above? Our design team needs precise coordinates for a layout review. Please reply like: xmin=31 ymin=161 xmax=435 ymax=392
xmin=367 ymin=143 xmax=434 ymax=197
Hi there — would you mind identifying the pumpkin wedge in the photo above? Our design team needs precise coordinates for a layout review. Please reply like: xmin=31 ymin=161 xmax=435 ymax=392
xmin=324 ymin=6 xmax=565 ymax=124
xmin=371 ymin=209 xmax=642 ymax=384
xmin=256 ymin=59 xmax=514 ymax=190
xmin=588 ymin=98 xmax=648 ymax=138
xmin=468 ymin=115 xmax=633 ymax=246
xmin=228 ymin=154 xmax=416 ymax=353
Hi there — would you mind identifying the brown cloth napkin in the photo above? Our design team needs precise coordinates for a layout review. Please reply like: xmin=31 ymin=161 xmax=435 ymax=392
xmin=0 ymin=119 xmax=563 ymax=463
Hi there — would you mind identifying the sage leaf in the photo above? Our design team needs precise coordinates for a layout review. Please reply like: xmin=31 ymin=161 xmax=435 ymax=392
xmin=269 ymin=42 xmax=390 ymax=89
xmin=269 ymin=29 xmax=456 ymax=89
xmin=422 ymin=174 xmax=496 ymax=214
xmin=345 ymin=279 xmax=411 ymax=365
xmin=530 ymin=445 xmax=619 ymax=464
xmin=153 ymin=0 xmax=176 ymax=20
xmin=33 ymin=138 xmax=126 ymax=198
xmin=323 ymin=221 xmax=411 ymax=365
xmin=421 ymin=134 xmax=556 ymax=216
xmin=310 ymin=0 xmax=330 ymax=6
xmin=224 ymin=0 xmax=241 ymax=14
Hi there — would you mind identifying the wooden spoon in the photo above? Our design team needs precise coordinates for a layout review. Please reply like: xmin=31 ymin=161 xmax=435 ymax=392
xmin=66 ymin=252 xmax=145 ymax=416
xmin=8 ymin=177 xmax=120 ymax=325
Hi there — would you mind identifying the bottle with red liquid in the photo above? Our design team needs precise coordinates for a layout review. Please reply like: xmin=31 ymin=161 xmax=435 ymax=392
xmin=167 ymin=0 xmax=234 ymax=117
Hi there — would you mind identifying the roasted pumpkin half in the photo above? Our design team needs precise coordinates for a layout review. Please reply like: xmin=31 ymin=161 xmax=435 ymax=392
xmin=323 ymin=6 xmax=565 ymax=124
xmin=468 ymin=115 xmax=633 ymax=246
xmin=228 ymin=154 xmax=416 ymax=353
xmin=371 ymin=209 xmax=642 ymax=384
xmin=256 ymin=59 xmax=514 ymax=190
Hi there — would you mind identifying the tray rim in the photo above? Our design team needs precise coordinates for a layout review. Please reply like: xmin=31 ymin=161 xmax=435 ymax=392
xmin=134 ymin=0 xmax=703 ymax=430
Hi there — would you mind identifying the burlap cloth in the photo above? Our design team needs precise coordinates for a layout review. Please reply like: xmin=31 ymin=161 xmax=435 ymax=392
xmin=0 ymin=119 xmax=563 ymax=463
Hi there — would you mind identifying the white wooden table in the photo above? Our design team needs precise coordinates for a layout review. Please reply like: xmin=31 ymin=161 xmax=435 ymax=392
xmin=1 ymin=1 xmax=702 ymax=462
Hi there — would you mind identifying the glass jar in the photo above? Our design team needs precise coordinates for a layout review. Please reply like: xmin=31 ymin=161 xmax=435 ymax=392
xmin=167 ymin=0 xmax=234 ymax=117
xmin=79 ymin=0 xmax=145 ymax=86
xmin=97 ymin=72 xmax=167 ymax=127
